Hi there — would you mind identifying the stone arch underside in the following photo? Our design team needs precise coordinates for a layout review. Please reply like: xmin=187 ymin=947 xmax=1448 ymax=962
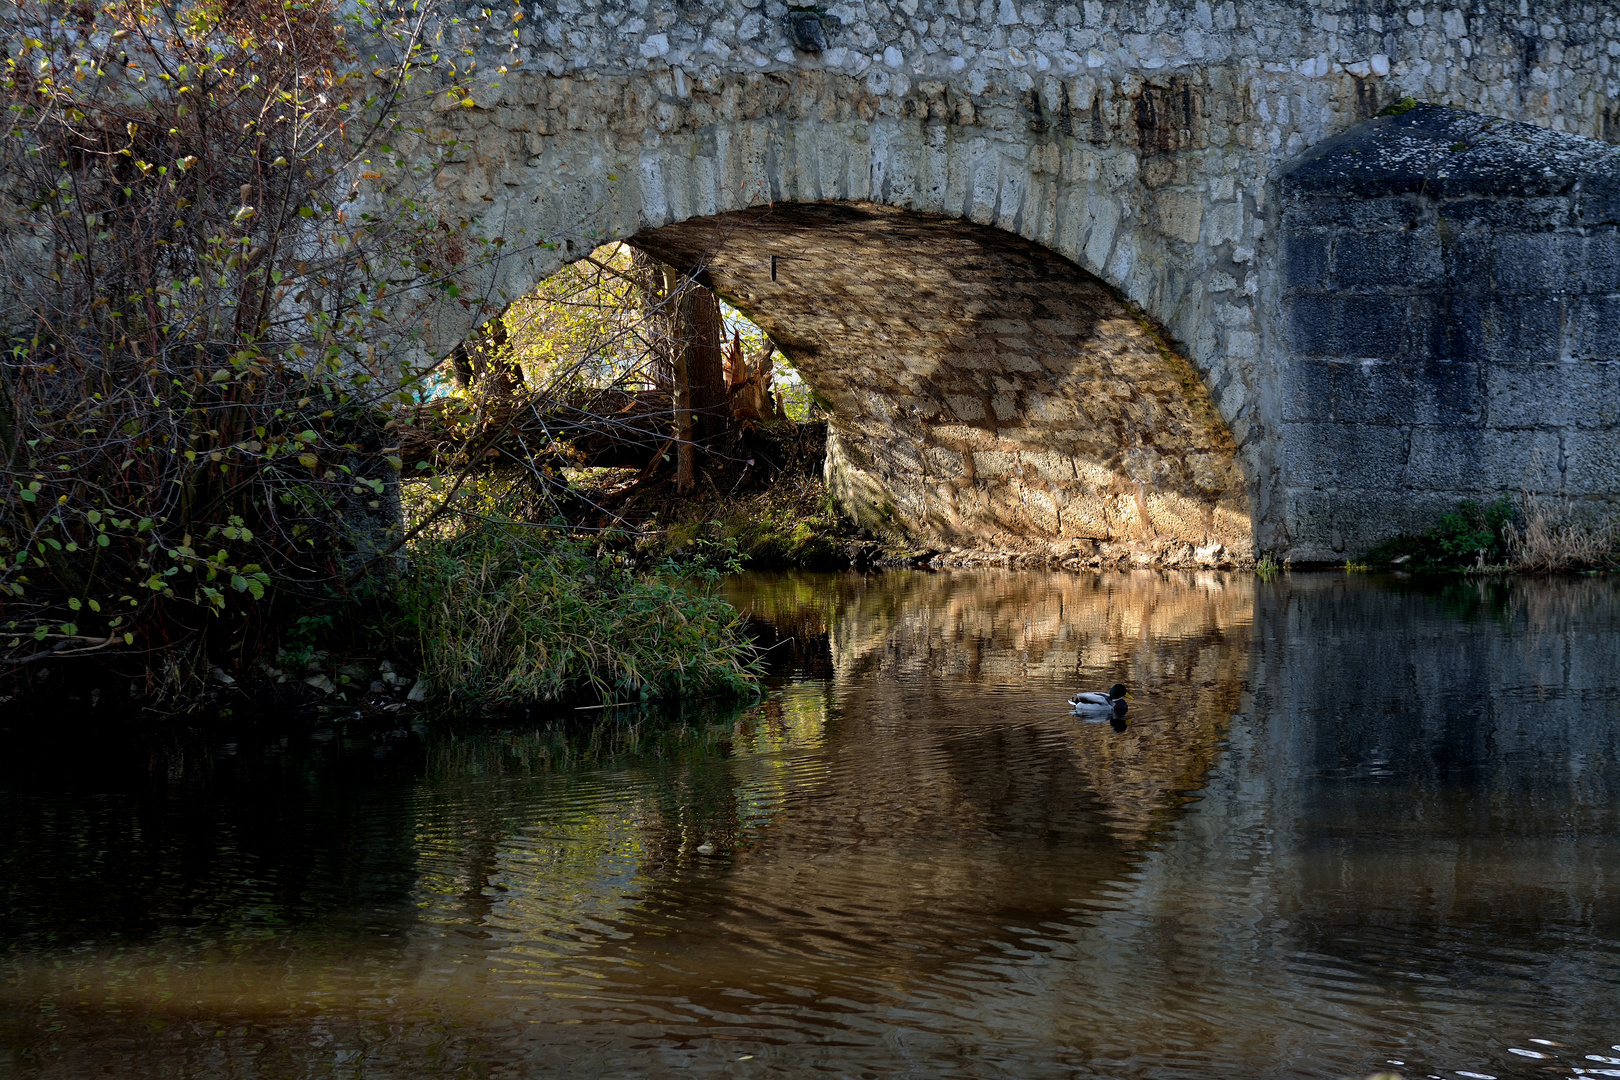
xmin=632 ymin=202 xmax=1249 ymax=561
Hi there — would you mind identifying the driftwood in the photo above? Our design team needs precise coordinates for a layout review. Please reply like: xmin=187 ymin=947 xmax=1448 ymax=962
xmin=398 ymin=388 xmax=678 ymax=472
xmin=399 ymin=337 xmax=787 ymax=475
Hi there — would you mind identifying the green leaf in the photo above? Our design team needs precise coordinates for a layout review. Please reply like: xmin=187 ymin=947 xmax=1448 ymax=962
xmin=67 ymin=597 xmax=81 ymax=611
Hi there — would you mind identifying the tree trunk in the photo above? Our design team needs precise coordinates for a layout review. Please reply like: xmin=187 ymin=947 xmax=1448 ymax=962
xmin=449 ymin=314 xmax=520 ymax=394
xmin=684 ymin=284 xmax=727 ymax=446
xmin=665 ymin=266 xmax=697 ymax=492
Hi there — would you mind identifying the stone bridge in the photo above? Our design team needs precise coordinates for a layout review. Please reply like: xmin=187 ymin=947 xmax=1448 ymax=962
xmin=404 ymin=0 xmax=1619 ymax=563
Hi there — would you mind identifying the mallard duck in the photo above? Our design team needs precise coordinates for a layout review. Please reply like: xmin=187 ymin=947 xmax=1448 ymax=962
xmin=1070 ymin=683 xmax=1128 ymax=717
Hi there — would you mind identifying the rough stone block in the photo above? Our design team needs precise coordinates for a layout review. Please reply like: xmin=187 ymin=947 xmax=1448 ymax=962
xmin=1443 ymin=228 xmax=1494 ymax=282
xmin=1154 ymin=189 xmax=1204 ymax=245
xmin=1285 ymin=295 xmax=1408 ymax=358
xmin=1330 ymin=228 xmax=1444 ymax=290
xmin=1575 ymin=152 xmax=1620 ymax=226
xmin=971 ymin=450 xmax=1018 ymax=478
xmin=1438 ymin=196 xmax=1577 ymax=231
xmin=1563 ymin=430 xmax=1620 ymax=495
xmin=1455 ymin=295 xmax=1564 ymax=364
xmin=1488 ymin=232 xmax=1585 ymax=294
xmin=1581 ymin=231 xmax=1620 ymax=294
xmin=1281 ymin=421 xmax=1410 ymax=491
xmin=1486 ymin=362 xmax=1620 ymax=428
xmin=1285 ymin=358 xmax=1482 ymax=426
xmin=1281 ymin=193 xmax=1421 ymax=232
xmin=1281 ymin=230 xmax=1329 ymax=290
xmin=1286 ymin=488 xmax=1469 ymax=555
xmin=1572 ymin=297 xmax=1620 ymax=360
xmin=1404 ymin=428 xmax=1563 ymax=492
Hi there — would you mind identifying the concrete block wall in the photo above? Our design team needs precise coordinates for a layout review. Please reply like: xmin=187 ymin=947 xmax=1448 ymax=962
xmin=1278 ymin=105 xmax=1620 ymax=561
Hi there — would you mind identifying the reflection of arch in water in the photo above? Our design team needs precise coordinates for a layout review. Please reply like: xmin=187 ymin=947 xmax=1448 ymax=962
xmin=529 ymin=568 xmax=1257 ymax=1026
xmin=805 ymin=568 xmax=1253 ymax=839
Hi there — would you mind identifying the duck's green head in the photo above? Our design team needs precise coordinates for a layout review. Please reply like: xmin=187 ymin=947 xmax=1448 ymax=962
xmin=1108 ymin=683 xmax=1129 ymax=701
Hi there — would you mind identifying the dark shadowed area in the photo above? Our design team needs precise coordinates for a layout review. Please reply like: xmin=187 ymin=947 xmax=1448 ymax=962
xmin=2 ymin=570 xmax=1619 ymax=1079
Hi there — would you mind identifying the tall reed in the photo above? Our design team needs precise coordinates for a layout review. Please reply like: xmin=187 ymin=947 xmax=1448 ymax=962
xmin=1505 ymin=493 xmax=1619 ymax=573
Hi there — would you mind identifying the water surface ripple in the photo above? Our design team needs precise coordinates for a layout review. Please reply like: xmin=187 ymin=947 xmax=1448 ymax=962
xmin=2 ymin=570 xmax=1618 ymax=1078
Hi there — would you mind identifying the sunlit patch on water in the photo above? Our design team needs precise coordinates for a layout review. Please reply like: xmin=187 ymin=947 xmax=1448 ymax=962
xmin=3 ymin=570 xmax=1620 ymax=1079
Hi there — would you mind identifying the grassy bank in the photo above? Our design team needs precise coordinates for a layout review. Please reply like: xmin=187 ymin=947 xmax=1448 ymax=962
xmin=616 ymin=473 xmax=870 ymax=572
xmin=403 ymin=526 xmax=759 ymax=709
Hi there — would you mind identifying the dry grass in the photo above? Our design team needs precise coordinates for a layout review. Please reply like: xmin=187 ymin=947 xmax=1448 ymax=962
xmin=1505 ymin=493 xmax=1620 ymax=573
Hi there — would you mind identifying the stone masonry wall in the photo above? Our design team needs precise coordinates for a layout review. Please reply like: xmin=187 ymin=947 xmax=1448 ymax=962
xmin=1280 ymin=105 xmax=1620 ymax=560
xmin=384 ymin=0 xmax=1618 ymax=561
xmin=635 ymin=203 xmax=1250 ymax=562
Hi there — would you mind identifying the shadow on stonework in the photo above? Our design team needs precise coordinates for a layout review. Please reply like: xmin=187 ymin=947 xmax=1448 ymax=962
xmin=633 ymin=202 xmax=1253 ymax=567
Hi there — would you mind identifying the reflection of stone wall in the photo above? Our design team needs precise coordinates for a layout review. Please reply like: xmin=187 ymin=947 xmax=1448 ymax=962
xmin=1110 ymin=573 xmax=1620 ymax=1033
xmin=729 ymin=569 xmax=1254 ymax=839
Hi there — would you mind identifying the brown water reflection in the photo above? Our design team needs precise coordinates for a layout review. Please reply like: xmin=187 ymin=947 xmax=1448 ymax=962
xmin=2 ymin=571 xmax=1619 ymax=1080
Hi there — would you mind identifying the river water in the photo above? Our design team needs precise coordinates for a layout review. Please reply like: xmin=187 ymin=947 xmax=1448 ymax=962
xmin=2 ymin=570 xmax=1619 ymax=1079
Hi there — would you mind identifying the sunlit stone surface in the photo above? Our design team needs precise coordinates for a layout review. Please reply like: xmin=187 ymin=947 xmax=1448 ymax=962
xmin=394 ymin=0 xmax=1618 ymax=561
xmin=636 ymin=205 xmax=1251 ymax=562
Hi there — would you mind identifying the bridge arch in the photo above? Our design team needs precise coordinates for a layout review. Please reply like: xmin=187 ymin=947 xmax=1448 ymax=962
xmin=427 ymin=66 xmax=1260 ymax=560
xmin=631 ymin=202 xmax=1248 ymax=559
xmin=404 ymin=1 xmax=1613 ymax=561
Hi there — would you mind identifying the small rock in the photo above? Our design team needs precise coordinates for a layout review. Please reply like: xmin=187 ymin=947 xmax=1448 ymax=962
xmin=695 ymin=842 xmax=716 ymax=855
xmin=786 ymin=10 xmax=827 ymax=52
xmin=405 ymin=679 xmax=428 ymax=702
xmin=210 ymin=666 xmax=236 ymax=685
xmin=305 ymin=673 xmax=337 ymax=694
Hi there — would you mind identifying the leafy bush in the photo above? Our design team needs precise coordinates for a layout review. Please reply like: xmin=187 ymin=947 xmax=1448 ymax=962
xmin=1360 ymin=498 xmax=1515 ymax=571
xmin=0 ymin=0 xmax=464 ymax=702
xmin=404 ymin=525 xmax=761 ymax=709
xmin=635 ymin=476 xmax=856 ymax=571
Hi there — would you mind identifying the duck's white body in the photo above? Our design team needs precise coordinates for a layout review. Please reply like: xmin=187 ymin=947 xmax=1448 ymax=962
xmin=1069 ymin=683 xmax=1129 ymax=716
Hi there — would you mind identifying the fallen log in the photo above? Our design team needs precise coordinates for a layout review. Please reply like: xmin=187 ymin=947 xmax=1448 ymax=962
xmin=397 ymin=388 xmax=694 ymax=473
